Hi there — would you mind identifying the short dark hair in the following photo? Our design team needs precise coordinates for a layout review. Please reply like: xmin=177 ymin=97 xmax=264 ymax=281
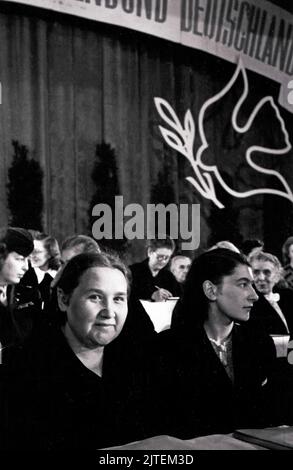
xmin=172 ymin=248 xmax=250 ymax=328
xmin=147 ymin=235 xmax=175 ymax=253
xmin=56 ymin=251 xmax=131 ymax=297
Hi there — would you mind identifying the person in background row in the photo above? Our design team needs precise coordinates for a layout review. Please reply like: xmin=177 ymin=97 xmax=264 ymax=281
xmin=49 ymin=235 xmax=101 ymax=325
xmin=248 ymin=251 xmax=293 ymax=335
xmin=21 ymin=231 xmax=61 ymax=310
xmin=2 ymin=252 xmax=152 ymax=450
xmin=60 ymin=234 xmax=101 ymax=264
xmin=51 ymin=234 xmax=101 ymax=290
xmin=170 ymin=255 xmax=192 ymax=284
xmin=281 ymin=236 xmax=293 ymax=290
xmin=249 ymin=250 xmax=293 ymax=425
xmin=157 ymin=249 xmax=276 ymax=438
xmin=130 ymin=236 xmax=181 ymax=302
xmin=0 ymin=227 xmax=36 ymax=353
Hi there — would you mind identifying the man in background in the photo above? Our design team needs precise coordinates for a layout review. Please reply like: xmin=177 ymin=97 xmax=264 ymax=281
xmin=170 ymin=255 xmax=192 ymax=285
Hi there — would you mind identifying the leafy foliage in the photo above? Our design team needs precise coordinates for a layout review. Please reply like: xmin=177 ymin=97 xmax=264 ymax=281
xmin=89 ymin=142 xmax=128 ymax=256
xmin=7 ymin=140 xmax=43 ymax=230
xmin=151 ymin=155 xmax=177 ymax=240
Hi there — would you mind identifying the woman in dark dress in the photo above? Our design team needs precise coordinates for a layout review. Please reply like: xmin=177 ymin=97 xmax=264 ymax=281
xmin=21 ymin=231 xmax=61 ymax=311
xmin=156 ymin=248 xmax=277 ymax=438
xmin=2 ymin=252 xmax=151 ymax=450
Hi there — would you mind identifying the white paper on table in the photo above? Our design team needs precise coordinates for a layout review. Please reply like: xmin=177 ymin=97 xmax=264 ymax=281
xmin=139 ymin=299 xmax=178 ymax=333
xmin=270 ymin=334 xmax=290 ymax=358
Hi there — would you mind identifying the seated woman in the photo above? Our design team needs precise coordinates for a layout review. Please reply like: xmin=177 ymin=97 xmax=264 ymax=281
xmin=0 ymin=227 xmax=38 ymax=352
xmin=3 ymin=252 xmax=152 ymax=450
xmin=21 ymin=231 xmax=61 ymax=310
xmin=156 ymin=248 xmax=277 ymax=439
xmin=130 ymin=236 xmax=181 ymax=301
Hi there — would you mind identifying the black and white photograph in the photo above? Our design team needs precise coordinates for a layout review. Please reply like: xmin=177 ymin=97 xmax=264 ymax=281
xmin=0 ymin=0 xmax=293 ymax=459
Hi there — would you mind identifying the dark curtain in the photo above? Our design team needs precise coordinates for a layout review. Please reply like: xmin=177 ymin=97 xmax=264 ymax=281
xmin=0 ymin=2 xmax=292 ymax=261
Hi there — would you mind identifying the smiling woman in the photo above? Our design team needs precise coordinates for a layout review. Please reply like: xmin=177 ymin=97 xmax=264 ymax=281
xmin=56 ymin=253 xmax=130 ymax=374
xmin=2 ymin=252 xmax=152 ymax=450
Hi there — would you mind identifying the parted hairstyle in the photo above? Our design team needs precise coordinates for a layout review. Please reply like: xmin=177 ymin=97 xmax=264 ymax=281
xmin=29 ymin=230 xmax=61 ymax=270
xmin=171 ymin=248 xmax=250 ymax=329
xmin=55 ymin=251 xmax=131 ymax=297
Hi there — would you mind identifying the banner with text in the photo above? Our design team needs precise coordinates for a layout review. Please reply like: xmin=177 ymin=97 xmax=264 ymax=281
xmin=5 ymin=0 xmax=293 ymax=112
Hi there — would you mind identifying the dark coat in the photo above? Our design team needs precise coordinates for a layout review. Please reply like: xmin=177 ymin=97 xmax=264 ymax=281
xmin=153 ymin=323 xmax=277 ymax=439
xmin=0 ymin=284 xmax=41 ymax=352
xmin=247 ymin=290 xmax=293 ymax=426
xmin=249 ymin=289 xmax=293 ymax=335
xmin=21 ymin=266 xmax=53 ymax=309
xmin=1 ymin=321 xmax=154 ymax=450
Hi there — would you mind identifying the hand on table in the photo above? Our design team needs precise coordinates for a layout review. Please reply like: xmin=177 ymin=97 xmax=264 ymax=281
xmin=151 ymin=288 xmax=173 ymax=302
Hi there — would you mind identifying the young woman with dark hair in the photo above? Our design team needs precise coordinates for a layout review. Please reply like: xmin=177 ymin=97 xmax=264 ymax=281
xmin=156 ymin=248 xmax=277 ymax=438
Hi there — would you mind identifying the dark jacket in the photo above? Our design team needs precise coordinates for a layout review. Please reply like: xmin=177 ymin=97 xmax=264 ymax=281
xmin=153 ymin=323 xmax=277 ymax=439
xmin=21 ymin=267 xmax=53 ymax=310
xmin=1 ymin=321 xmax=154 ymax=450
xmin=249 ymin=288 xmax=293 ymax=335
xmin=0 ymin=284 xmax=41 ymax=353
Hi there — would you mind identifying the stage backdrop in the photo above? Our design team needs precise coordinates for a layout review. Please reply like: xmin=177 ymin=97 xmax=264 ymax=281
xmin=0 ymin=1 xmax=292 ymax=260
